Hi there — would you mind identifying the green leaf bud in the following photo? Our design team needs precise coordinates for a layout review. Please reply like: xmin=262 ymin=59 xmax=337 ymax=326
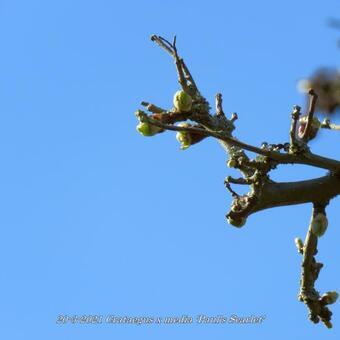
xmin=227 ymin=159 xmax=237 ymax=168
xmin=176 ymin=123 xmax=192 ymax=150
xmin=294 ymin=237 xmax=304 ymax=253
xmin=311 ymin=213 xmax=328 ymax=237
xmin=227 ymin=216 xmax=246 ymax=228
xmin=136 ymin=121 xmax=162 ymax=137
xmin=173 ymin=90 xmax=193 ymax=112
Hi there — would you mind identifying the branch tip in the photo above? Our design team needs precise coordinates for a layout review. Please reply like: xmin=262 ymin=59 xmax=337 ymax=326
xmin=301 ymin=89 xmax=318 ymax=142
xmin=215 ymin=93 xmax=225 ymax=117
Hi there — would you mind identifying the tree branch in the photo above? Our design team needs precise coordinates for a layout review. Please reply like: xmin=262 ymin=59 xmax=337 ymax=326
xmin=135 ymin=34 xmax=340 ymax=326
xmin=250 ymin=174 xmax=340 ymax=214
xmin=150 ymin=35 xmax=198 ymax=96
xmin=297 ymin=204 xmax=335 ymax=328
xmin=136 ymin=111 xmax=340 ymax=172
xmin=321 ymin=118 xmax=340 ymax=131
xmin=215 ymin=93 xmax=225 ymax=117
xmin=301 ymin=89 xmax=318 ymax=142
xmin=289 ymin=105 xmax=301 ymax=149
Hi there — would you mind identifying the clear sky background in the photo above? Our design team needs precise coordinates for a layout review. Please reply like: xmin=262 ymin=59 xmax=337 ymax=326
xmin=0 ymin=0 xmax=340 ymax=339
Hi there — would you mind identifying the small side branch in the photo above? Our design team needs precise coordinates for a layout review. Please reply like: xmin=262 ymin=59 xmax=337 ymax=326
xmin=180 ymin=59 xmax=198 ymax=92
xmin=301 ymin=89 xmax=318 ymax=143
xmin=230 ymin=112 xmax=238 ymax=123
xmin=321 ymin=119 xmax=340 ymax=131
xmin=150 ymin=35 xmax=198 ymax=95
xmin=298 ymin=203 xmax=335 ymax=328
xmin=150 ymin=35 xmax=174 ymax=56
xmin=215 ymin=93 xmax=225 ymax=117
xmin=290 ymin=105 xmax=301 ymax=148
xmin=136 ymin=110 xmax=340 ymax=172
xmin=225 ymin=176 xmax=252 ymax=185
xmin=141 ymin=101 xmax=166 ymax=114
xmin=172 ymin=38 xmax=189 ymax=93
xmin=224 ymin=181 xmax=239 ymax=198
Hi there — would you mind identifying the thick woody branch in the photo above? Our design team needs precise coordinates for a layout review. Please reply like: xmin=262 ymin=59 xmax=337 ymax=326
xmin=226 ymin=174 xmax=340 ymax=223
xmin=249 ymin=175 xmax=340 ymax=215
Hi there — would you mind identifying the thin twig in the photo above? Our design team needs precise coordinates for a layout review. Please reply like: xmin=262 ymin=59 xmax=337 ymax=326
xmin=298 ymin=203 xmax=333 ymax=328
xmin=150 ymin=35 xmax=174 ymax=56
xmin=173 ymin=52 xmax=188 ymax=92
xmin=290 ymin=105 xmax=301 ymax=147
xmin=141 ymin=102 xmax=166 ymax=114
xmin=136 ymin=110 xmax=340 ymax=171
xmin=180 ymin=59 xmax=198 ymax=92
xmin=224 ymin=181 xmax=239 ymax=198
xmin=321 ymin=119 xmax=340 ymax=131
xmin=225 ymin=176 xmax=252 ymax=185
xmin=172 ymin=35 xmax=177 ymax=48
xmin=139 ymin=112 xmax=272 ymax=154
xmin=230 ymin=112 xmax=238 ymax=123
xmin=151 ymin=34 xmax=199 ymax=95
xmin=151 ymin=35 xmax=190 ymax=93
xmin=215 ymin=93 xmax=225 ymax=117
xmin=302 ymin=89 xmax=318 ymax=142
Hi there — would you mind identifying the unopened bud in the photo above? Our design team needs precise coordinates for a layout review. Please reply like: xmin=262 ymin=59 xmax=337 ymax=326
xmin=321 ymin=291 xmax=339 ymax=305
xmin=136 ymin=121 xmax=163 ymax=137
xmin=324 ymin=321 xmax=333 ymax=329
xmin=176 ymin=123 xmax=192 ymax=150
xmin=311 ymin=213 xmax=328 ymax=237
xmin=227 ymin=159 xmax=237 ymax=168
xmin=227 ymin=216 xmax=246 ymax=228
xmin=294 ymin=237 xmax=304 ymax=253
xmin=173 ymin=90 xmax=193 ymax=112
xmin=298 ymin=116 xmax=321 ymax=141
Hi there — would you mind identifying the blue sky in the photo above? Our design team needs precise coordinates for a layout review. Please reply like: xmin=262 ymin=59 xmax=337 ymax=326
xmin=0 ymin=0 xmax=340 ymax=339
